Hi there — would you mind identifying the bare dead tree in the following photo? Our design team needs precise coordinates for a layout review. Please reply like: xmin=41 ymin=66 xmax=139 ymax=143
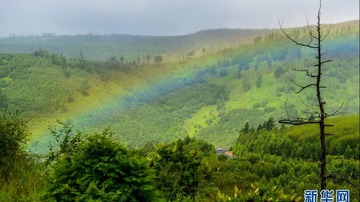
xmin=278 ymin=0 xmax=340 ymax=190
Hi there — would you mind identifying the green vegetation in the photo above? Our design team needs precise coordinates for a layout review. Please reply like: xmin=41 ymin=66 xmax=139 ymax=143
xmin=0 ymin=21 xmax=358 ymax=150
xmin=1 ymin=113 xmax=358 ymax=201
xmin=0 ymin=29 xmax=273 ymax=62
xmin=153 ymin=137 xmax=215 ymax=200
xmin=0 ymin=111 xmax=44 ymax=201
xmin=0 ymin=111 xmax=28 ymax=181
xmin=0 ymin=20 xmax=358 ymax=200
xmin=45 ymin=128 xmax=157 ymax=201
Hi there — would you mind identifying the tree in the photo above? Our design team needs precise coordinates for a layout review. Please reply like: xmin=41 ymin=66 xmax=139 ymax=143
xmin=79 ymin=50 xmax=83 ymax=61
xmin=80 ymin=80 xmax=90 ymax=96
xmin=242 ymin=122 xmax=250 ymax=134
xmin=274 ymin=66 xmax=285 ymax=79
xmin=154 ymin=55 xmax=163 ymax=64
xmin=237 ymin=69 xmax=242 ymax=79
xmin=253 ymin=36 xmax=262 ymax=44
xmin=33 ymin=49 xmax=49 ymax=58
xmin=279 ymin=0 xmax=338 ymax=190
xmin=153 ymin=137 xmax=215 ymax=200
xmin=120 ymin=56 xmax=125 ymax=65
xmin=264 ymin=117 xmax=275 ymax=131
xmin=256 ymin=75 xmax=263 ymax=88
xmin=0 ymin=90 xmax=7 ymax=108
xmin=0 ymin=111 xmax=44 ymax=201
xmin=146 ymin=54 xmax=150 ymax=65
xmin=137 ymin=56 xmax=141 ymax=65
xmin=242 ymin=77 xmax=251 ymax=92
xmin=45 ymin=129 xmax=157 ymax=201
xmin=0 ymin=110 xmax=28 ymax=181
xmin=219 ymin=67 xmax=228 ymax=77
xmin=187 ymin=50 xmax=195 ymax=60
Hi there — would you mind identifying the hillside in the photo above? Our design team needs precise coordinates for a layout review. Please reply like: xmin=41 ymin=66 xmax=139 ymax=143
xmin=0 ymin=21 xmax=358 ymax=153
xmin=0 ymin=29 xmax=273 ymax=62
xmin=1 ymin=109 xmax=359 ymax=201
xmin=1 ymin=20 xmax=357 ymax=62
xmin=0 ymin=20 xmax=359 ymax=201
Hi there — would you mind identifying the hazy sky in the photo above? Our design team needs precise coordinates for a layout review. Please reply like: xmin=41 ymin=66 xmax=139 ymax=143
xmin=0 ymin=0 xmax=358 ymax=37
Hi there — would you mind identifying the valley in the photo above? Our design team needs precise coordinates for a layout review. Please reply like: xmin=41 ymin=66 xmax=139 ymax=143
xmin=1 ymin=21 xmax=359 ymax=151
xmin=0 ymin=19 xmax=359 ymax=201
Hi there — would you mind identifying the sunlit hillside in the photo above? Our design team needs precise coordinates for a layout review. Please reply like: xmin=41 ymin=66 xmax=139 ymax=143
xmin=0 ymin=19 xmax=359 ymax=201
xmin=0 ymin=20 xmax=358 ymax=153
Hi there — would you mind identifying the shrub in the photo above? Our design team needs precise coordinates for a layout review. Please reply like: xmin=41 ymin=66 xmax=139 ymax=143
xmin=44 ymin=129 xmax=157 ymax=201
xmin=80 ymin=80 xmax=90 ymax=96
xmin=0 ymin=110 xmax=44 ymax=201
xmin=0 ymin=111 xmax=28 ymax=181
xmin=154 ymin=137 xmax=215 ymax=200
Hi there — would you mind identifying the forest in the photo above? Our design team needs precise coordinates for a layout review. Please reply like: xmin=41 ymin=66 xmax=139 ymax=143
xmin=0 ymin=19 xmax=359 ymax=201
xmin=1 ymin=113 xmax=359 ymax=201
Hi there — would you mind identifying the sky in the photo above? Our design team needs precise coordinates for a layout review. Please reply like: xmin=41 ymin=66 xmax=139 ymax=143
xmin=0 ymin=0 xmax=358 ymax=37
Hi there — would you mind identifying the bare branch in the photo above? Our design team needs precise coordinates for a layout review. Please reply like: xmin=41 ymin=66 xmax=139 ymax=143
xmin=323 ymin=173 xmax=356 ymax=188
xmin=300 ymin=99 xmax=319 ymax=112
xmin=305 ymin=18 xmax=319 ymax=40
xmin=295 ymin=83 xmax=317 ymax=94
xmin=327 ymin=102 xmax=345 ymax=118
xmin=321 ymin=50 xmax=329 ymax=57
xmin=279 ymin=118 xmax=319 ymax=125
xmin=279 ymin=20 xmax=318 ymax=49
xmin=315 ymin=59 xmax=332 ymax=66
xmin=302 ymin=110 xmax=320 ymax=118
xmin=290 ymin=67 xmax=318 ymax=78
xmin=321 ymin=60 xmax=332 ymax=64
xmin=279 ymin=99 xmax=320 ymax=125
xmin=283 ymin=99 xmax=292 ymax=119
xmin=320 ymin=24 xmax=332 ymax=42
xmin=283 ymin=72 xmax=317 ymax=93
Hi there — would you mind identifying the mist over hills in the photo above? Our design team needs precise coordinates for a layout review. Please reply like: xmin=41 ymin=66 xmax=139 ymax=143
xmin=0 ymin=17 xmax=359 ymax=201
xmin=0 ymin=20 xmax=358 ymax=152
xmin=0 ymin=28 xmax=274 ymax=62
xmin=0 ymin=20 xmax=357 ymax=62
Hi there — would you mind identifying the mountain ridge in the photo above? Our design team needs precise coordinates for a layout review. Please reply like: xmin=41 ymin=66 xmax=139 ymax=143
xmin=0 ymin=20 xmax=358 ymax=62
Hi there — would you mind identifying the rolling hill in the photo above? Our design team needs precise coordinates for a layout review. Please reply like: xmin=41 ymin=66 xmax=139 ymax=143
xmin=0 ymin=20 xmax=358 ymax=153
xmin=0 ymin=28 xmax=274 ymax=62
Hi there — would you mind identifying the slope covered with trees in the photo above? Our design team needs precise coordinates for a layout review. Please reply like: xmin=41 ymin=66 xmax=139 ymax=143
xmin=0 ymin=19 xmax=359 ymax=201
xmin=1 ymin=112 xmax=358 ymax=201
xmin=0 ymin=21 xmax=358 ymax=152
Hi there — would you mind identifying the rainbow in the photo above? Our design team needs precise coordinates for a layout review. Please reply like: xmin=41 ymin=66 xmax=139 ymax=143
xmin=29 ymin=59 xmax=214 ymax=153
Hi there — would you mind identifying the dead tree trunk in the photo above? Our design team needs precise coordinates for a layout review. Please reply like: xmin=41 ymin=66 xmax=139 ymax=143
xmin=279 ymin=0 xmax=337 ymax=190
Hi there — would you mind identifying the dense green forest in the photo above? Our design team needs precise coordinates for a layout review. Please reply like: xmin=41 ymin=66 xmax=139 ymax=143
xmin=0 ymin=20 xmax=359 ymax=201
xmin=0 ymin=112 xmax=359 ymax=201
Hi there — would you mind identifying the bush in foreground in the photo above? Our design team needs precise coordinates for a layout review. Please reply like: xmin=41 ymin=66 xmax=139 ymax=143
xmin=44 ymin=129 xmax=157 ymax=201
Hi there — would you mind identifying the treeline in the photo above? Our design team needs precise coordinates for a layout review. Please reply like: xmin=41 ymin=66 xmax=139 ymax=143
xmin=0 ymin=28 xmax=274 ymax=62
xmin=1 ymin=111 xmax=359 ymax=201
xmin=32 ymin=49 xmax=157 ymax=71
